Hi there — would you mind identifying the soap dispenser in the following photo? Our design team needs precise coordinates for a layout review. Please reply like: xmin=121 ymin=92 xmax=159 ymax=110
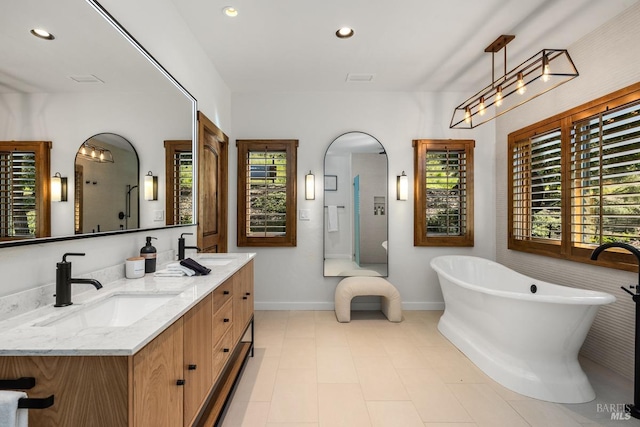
xmin=140 ymin=236 xmax=157 ymax=273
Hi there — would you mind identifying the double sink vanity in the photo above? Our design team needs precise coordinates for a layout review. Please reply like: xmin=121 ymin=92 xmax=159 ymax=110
xmin=0 ymin=253 xmax=255 ymax=427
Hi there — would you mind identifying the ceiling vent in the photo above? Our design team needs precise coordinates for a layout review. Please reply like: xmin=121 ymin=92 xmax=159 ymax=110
xmin=69 ymin=75 xmax=104 ymax=84
xmin=346 ymin=73 xmax=375 ymax=83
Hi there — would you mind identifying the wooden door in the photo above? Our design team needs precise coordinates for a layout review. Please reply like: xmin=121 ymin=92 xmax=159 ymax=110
xmin=197 ymin=111 xmax=228 ymax=253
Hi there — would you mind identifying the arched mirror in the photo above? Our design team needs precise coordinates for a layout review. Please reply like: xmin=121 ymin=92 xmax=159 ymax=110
xmin=74 ymin=133 xmax=139 ymax=234
xmin=324 ymin=131 xmax=388 ymax=277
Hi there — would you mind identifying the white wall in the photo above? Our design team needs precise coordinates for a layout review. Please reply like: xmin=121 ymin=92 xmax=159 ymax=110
xmin=231 ymin=91 xmax=497 ymax=310
xmin=0 ymin=0 xmax=230 ymax=298
xmin=496 ymin=3 xmax=640 ymax=380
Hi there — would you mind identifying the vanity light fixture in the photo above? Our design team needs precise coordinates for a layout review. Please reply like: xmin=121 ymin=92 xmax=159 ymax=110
xmin=223 ymin=6 xmax=238 ymax=17
xmin=30 ymin=28 xmax=55 ymax=40
xmin=77 ymin=142 xmax=114 ymax=163
xmin=144 ymin=171 xmax=158 ymax=201
xmin=450 ymin=35 xmax=578 ymax=129
xmin=336 ymin=27 xmax=355 ymax=39
xmin=396 ymin=171 xmax=408 ymax=201
xmin=305 ymin=171 xmax=315 ymax=200
xmin=51 ymin=172 xmax=68 ymax=202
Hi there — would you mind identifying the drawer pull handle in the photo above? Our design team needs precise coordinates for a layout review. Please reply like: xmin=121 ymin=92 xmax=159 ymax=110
xmin=223 ymin=290 xmax=230 ymax=295
xmin=245 ymin=292 xmax=251 ymax=296
xmin=188 ymin=364 xmax=197 ymax=370
xmin=223 ymin=318 xmax=230 ymax=323
xmin=176 ymin=379 xmax=186 ymax=386
xmin=223 ymin=348 xmax=230 ymax=353
xmin=242 ymin=296 xmax=247 ymax=300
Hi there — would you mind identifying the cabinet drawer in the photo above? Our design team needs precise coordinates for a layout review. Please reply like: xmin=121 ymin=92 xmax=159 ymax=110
xmin=212 ymin=329 xmax=234 ymax=379
xmin=213 ymin=299 xmax=233 ymax=343
xmin=212 ymin=279 xmax=233 ymax=313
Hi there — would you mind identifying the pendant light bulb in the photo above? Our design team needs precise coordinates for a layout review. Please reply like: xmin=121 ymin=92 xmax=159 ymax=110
xmin=478 ymin=97 xmax=486 ymax=116
xmin=517 ymin=72 xmax=527 ymax=95
xmin=464 ymin=107 xmax=471 ymax=124
xmin=495 ymin=86 xmax=503 ymax=107
xmin=542 ymin=55 xmax=550 ymax=82
xmin=91 ymin=148 xmax=96 ymax=158
xmin=99 ymin=151 xmax=105 ymax=161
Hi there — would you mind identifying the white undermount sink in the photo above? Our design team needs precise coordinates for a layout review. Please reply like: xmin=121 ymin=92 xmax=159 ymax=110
xmin=38 ymin=293 xmax=178 ymax=329
xmin=196 ymin=256 xmax=234 ymax=266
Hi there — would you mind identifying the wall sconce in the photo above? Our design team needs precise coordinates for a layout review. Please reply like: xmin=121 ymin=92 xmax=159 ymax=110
xmin=51 ymin=172 xmax=68 ymax=202
xmin=397 ymin=171 xmax=408 ymax=201
xmin=305 ymin=171 xmax=315 ymax=200
xmin=144 ymin=171 xmax=158 ymax=201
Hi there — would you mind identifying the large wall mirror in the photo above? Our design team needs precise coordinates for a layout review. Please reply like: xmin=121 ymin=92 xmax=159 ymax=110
xmin=324 ymin=132 xmax=388 ymax=277
xmin=0 ymin=0 xmax=195 ymax=246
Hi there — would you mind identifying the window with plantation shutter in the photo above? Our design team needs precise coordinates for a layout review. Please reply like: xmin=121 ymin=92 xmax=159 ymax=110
xmin=509 ymin=127 xmax=563 ymax=253
xmin=570 ymin=101 xmax=640 ymax=253
xmin=237 ymin=139 xmax=297 ymax=247
xmin=413 ymin=139 xmax=474 ymax=246
xmin=508 ymin=82 xmax=640 ymax=271
xmin=0 ymin=141 xmax=51 ymax=241
xmin=164 ymin=140 xmax=194 ymax=225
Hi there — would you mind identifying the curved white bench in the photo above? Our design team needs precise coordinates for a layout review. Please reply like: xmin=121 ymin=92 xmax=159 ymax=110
xmin=334 ymin=277 xmax=402 ymax=322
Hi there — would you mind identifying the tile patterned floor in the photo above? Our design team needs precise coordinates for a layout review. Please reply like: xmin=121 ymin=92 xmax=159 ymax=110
xmin=221 ymin=310 xmax=640 ymax=427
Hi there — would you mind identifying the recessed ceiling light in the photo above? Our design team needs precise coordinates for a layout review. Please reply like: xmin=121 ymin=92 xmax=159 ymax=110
xmin=223 ymin=6 xmax=238 ymax=17
xmin=30 ymin=28 xmax=55 ymax=40
xmin=336 ymin=27 xmax=355 ymax=39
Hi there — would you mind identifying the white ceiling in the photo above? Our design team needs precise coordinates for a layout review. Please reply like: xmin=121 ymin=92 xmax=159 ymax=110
xmin=172 ymin=0 xmax=639 ymax=93
xmin=2 ymin=0 xmax=638 ymax=97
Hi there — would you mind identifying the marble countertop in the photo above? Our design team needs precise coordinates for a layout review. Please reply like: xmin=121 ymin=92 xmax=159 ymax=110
xmin=0 ymin=253 xmax=255 ymax=356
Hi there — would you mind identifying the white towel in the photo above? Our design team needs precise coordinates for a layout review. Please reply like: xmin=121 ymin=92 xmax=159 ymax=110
xmin=154 ymin=269 xmax=186 ymax=277
xmin=0 ymin=390 xmax=28 ymax=427
xmin=166 ymin=263 xmax=196 ymax=276
xmin=327 ymin=205 xmax=339 ymax=232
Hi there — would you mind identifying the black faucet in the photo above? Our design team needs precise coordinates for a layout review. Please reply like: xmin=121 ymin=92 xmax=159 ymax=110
xmin=178 ymin=233 xmax=201 ymax=260
xmin=591 ymin=242 xmax=640 ymax=419
xmin=54 ymin=253 xmax=103 ymax=307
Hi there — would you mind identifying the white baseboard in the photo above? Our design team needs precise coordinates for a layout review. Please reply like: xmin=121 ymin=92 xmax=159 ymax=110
xmin=254 ymin=301 xmax=445 ymax=311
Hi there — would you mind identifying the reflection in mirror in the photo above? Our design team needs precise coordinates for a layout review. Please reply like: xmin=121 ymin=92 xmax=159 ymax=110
xmin=324 ymin=132 xmax=388 ymax=277
xmin=0 ymin=0 xmax=195 ymax=246
xmin=75 ymin=133 xmax=139 ymax=234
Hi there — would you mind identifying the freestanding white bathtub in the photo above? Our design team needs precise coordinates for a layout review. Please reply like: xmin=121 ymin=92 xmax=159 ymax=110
xmin=430 ymin=255 xmax=616 ymax=403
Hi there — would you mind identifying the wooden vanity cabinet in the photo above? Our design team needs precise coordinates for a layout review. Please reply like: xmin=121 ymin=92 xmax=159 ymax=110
xmin=132 ymin=318 xmax=184 ymax=427
xmin=182 ymin=294 xmax=213 ymax=427
xmin=233 ymin=260 xmax=254 ymax=344
xmin=0 ymin=260 xmax=254 ymax=427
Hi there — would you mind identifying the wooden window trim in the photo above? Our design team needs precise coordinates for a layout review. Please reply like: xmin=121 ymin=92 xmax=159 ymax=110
xmin=413 ymin=139 xmax=474 ymax=247
xmin=236 ymin=139 xmax=297 ymax=247
xmin=0 ymin=140 xmax=51 ymax=240
xmin=507 ymin=81 xmax=640 ymax=272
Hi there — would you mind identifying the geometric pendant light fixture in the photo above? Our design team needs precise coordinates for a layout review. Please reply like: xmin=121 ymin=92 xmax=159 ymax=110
xmin=450 ymin=35 xmax=579 ymax=129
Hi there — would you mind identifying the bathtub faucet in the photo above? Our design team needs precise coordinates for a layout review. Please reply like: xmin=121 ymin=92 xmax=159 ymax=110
xmin=590 ymin=242 xmax=640 ymax=299
xmin=591 ymin=241 xmax=640 ymax=419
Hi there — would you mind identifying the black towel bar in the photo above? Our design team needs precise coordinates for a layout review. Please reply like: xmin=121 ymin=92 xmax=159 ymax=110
xmin=0 ymin=377 xmax=36 ymax=390
xmin=18 ymin=395 xmax=54 ymax=409
xmin=1 ymin=377 xmax=55 ymax=409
